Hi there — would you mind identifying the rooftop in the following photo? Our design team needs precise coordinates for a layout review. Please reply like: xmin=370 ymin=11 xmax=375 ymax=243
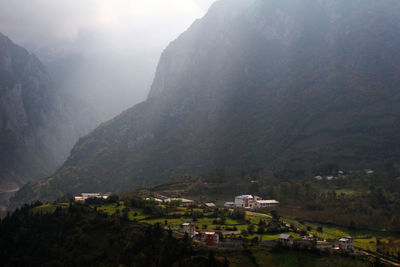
xmin=203 ymin=232 xmax=216 ymax=235
xmin=256 ymin=200 xmax=279 ymax=204
xmin=235 ymin=195 xmax=253 ymax=199
xmin=279 ymin=234 xmax=293 ymax=240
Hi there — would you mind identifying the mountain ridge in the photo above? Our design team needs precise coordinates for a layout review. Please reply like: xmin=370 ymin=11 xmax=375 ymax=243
xmin=0 ymin=33 xmax=97 ymax=207
xmin=11 ymin=0 xmax=400 ymax=205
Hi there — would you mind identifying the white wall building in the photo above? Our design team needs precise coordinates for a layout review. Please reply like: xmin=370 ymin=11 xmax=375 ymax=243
xmin=234 ymin=195 xmax=279 ymax=209
xmin=255 ymin=200 xmax=279 ymax=208
xmin=74 ymin=193 xmax=110 ymax=201
xmin=181 ymin=222 xmax=195 ymax=238
xmin=164 ymin=198 xmax=194 ymax=206
xmin=234 ymin=195 xmax=254 ymax=208
xmin=338 ymin=237 xmax=354 ymax=251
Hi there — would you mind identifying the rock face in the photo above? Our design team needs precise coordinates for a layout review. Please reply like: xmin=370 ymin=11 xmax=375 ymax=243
xmin=12 ymin=0 xmax=400 ymax=202
xmin=0 ymin=33 xmax=95 ymax=198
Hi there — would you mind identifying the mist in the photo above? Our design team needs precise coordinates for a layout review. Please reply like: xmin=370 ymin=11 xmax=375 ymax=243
xmin=0 ymin=0 xmax=216 ymax=120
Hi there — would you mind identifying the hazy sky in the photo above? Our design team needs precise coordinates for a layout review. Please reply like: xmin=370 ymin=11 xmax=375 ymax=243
xmin=0 ymin=0 xmax=216 ymax=51
xmin=0 ymin=0 xmax=217 ymax=120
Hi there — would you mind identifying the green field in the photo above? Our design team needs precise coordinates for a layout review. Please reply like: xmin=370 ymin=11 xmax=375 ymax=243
xmin=223 ymin=247 xmax=370 ymax=267
xmin=32 ymin=203 xmax=69 ymax=214
xmin=283 ymin=216 xmax=400 ymax=256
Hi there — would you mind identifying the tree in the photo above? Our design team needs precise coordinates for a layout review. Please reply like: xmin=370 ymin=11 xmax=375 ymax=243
xmin=270 ymin=210 xmax=280 ymax=221
xmin=247 ymin=224 xmax=255 ymax=233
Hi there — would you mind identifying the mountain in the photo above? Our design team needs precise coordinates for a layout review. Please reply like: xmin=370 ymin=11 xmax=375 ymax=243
xmin=0 ymin=33 xmax=96 ymax=207
xmin=12 ymin=0 xmax=400 ymax=203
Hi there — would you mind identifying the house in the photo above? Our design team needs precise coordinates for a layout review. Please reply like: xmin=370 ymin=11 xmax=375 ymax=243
xmin=232 ymin=195 xmax=280 ymax=209
xmin=181 ymin=222 xmax=196 ymax=238
xmin=338 ymin=237 xmax=354 ymax=251
xmin=224 ymin=202 xmax=235 ymax=208
xmin=278 ymin=234 xmax=294 ymax=246
xmin=164 ymin=198 xmax=194 ymax=206
xmin=204 ymin=203 xmax=217 ymax=209
xmin=255 ymin=200 xmax=279 ymax=208
xmin=365 ymin=169 xmax=375 ymax=175
xmin=74 ymin=193 xmax=109 ymax=201
xmin=234 ymin=195 xmax=254 ymax=208
xmin=201 ymin=232 xmax=219 ymax=245
xmin=74 ymin=196 xmax=84 ymax=202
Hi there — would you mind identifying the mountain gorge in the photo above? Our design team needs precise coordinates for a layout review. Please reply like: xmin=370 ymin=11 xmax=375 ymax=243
xmin=0 ymin=33 xmax=96 ymax=208
xmin=12 ymin=0 xmax=400 ymax=203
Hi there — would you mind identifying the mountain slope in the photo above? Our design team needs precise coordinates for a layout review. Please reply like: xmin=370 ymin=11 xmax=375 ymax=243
xmin=0 ymin=33 xmax=96 ymax=202
xmin=12 ymin=0 xmax=400 ymax=202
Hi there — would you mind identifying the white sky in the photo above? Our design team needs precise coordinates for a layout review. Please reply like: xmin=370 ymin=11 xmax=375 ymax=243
xmin=0 ymin=0 xmax=217 ymax=119
xmin=0 ymin=0 xmax=216 ymax=52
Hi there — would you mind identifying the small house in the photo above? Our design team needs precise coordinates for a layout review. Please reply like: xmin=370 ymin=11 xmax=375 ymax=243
xmin=74 ymin=196 xmax=84 ymax=202
xmin=338 ymin=237 xmax=354 ymax=251
xmin=365 ymin=169 xmax=375 ymax=175
xmin=181 ymin=222 xmax=196 ymax=238
xmin=164 ymin=198 xmax=194 ymax=206
xmin=224 ymin=202 xmax=235 ymax=208
xmin=201 ymin=232 xmax=219 ymax=246
xmin=278 ymin=234 xmax=294 ymax=246
xmin=75 ymin=193 xmax=109 ymax=201
xmin=204 ymin=203 xmax=217 ymax=209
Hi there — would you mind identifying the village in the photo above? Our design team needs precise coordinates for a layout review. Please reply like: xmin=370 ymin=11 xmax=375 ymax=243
xmin=73 ymin=192 xmax=361 ymax=256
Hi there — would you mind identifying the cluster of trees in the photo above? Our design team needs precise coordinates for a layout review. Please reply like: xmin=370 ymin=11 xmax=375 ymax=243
xmin=0 ymin=202 xmax=226 ymax=266
xmin=185 ymin=162 xmax=400 ymax=232
xmin=271 ymin=173 xmax=400 ymax=231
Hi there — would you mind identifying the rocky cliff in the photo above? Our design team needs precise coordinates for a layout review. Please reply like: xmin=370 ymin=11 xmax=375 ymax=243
xmin=0 ymin=33 xmax=95 ymax=206
xmin=11 ymin=0 xmax=400 ymax=203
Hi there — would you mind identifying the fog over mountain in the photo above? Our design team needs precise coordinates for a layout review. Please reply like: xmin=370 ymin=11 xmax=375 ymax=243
xmin=0 ymin=33 xmax=97 ymax=213
xmin=11 ymin=0 xmax=400 ymax=205
xmin=0 ymin=0 xmax=216 ymax=120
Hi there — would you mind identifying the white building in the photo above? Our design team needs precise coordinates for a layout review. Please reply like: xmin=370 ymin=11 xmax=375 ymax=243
xmin=338 ymin=237 xmax=354 ymax=251
xmin=74 ymin=193 xmax=109 ymax=201
xmin=365 ymin=169 xmax=375 ymax=175
xmin=234 ymin=195 xmax=254 ymax=208
xmin=255 ymin=200 xmax=279 ymax=208
xmin=233 ymin=195 xmax=279 ymax=209
xmin=164 ymin=198 xmax=194 ymax=206
xmin=204 ymin=203 xmax=216 ymax=209
xmin=181 ymin=222 xmax=196 ymax=238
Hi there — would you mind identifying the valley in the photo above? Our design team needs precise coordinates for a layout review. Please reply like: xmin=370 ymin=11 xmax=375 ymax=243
xmin=1 ymin=0 xmax=400 ymax=265
xmin=6 ymin=189 xmax=398 ymax=266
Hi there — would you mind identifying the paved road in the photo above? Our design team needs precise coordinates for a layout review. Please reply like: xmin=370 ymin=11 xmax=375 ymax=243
xmin=0 ymin=186 xmax=20 ymax=193
xmin=246 ymin=211 xmax=272 ymax=218
xmin=359 ymin=249 xmax=400 ymax=266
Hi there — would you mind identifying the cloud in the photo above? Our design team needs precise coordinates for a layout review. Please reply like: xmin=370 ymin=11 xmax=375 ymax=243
xmin=0 ymin=0 xmax=217 ymax=120
xmin=0 ymin=0 xmax=216 ymax=51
